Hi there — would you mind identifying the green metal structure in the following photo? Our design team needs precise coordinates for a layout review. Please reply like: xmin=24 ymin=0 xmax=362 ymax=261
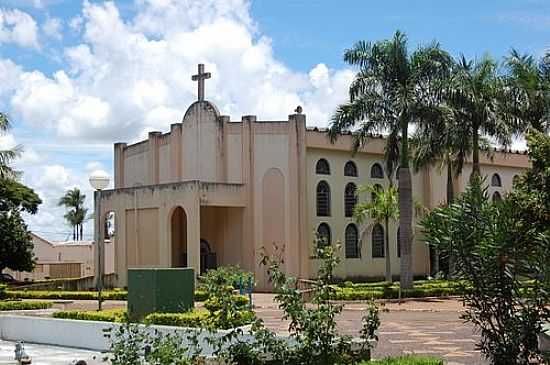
xmin=127 ymin=268 xmax=194 ymax=320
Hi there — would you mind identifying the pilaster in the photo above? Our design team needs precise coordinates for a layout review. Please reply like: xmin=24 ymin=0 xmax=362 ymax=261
xmin=148 ymin=132 xmax=162 ymax=185
xmin=170 ymin=124 xmax=183 ymax=182
xmin=114 ymin=143 xmax=127 ymax=188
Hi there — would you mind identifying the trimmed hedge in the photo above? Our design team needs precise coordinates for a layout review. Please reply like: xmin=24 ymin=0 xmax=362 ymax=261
xmin=53 ymin=308 xmax=255 ymax=328
xmin=6 ymin=290 xmax=128 ymax=301
xmin=0 ymin=300 xmax=52 ymax=311
xmin=7 ymin=289 xmax=215 ymax=302
xmin=0 ymin=284 xmax=6 ymax=300
xmin=331 ymin=280 xmax=466 ymax=301
xmin=53 ymin=308 xmax=126 ymax=322
xmin=364 ymin=356 xmax=444 ymax=365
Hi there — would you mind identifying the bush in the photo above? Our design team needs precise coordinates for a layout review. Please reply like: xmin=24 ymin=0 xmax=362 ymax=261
xmin=0 ymin=284 xmax=6 ymax=299
xmin=193 ymin=289 xmax=208 ymax=302
xmin=364 ymin=356 xmax=444 ymax=365
xmin=0 ymin=300 xmax=52 ymax=311
xmin=6 ymin=290 xmax=128 ymax=300
xmin=53 ymin=308 xmax=126 ymax=322
xmin=144 ymin=309 xmax=255 ymax=328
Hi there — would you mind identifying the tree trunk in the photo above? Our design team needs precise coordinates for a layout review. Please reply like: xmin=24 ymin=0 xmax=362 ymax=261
xmin=384 ymin=216 xmax=392 ymax=283
xmin=73 ymin=225 xmax=76 ymax=241
xmin=80 ymin=224 xmax=83 ymax=242
xmin=445 ymin=160 xmax=455 ymax=278
xmin=471 ymin=124 xmax=481 ymax=178
xmin=399 ymin=116 xmax=414 ymax=289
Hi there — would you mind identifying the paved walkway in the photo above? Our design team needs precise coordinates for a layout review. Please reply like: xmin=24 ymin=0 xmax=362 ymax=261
xmin=0 ymin=340 xmax=103 ymax=365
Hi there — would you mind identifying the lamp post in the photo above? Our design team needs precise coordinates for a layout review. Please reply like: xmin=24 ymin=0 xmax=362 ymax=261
xmin=89 ymin=172 xmax=110 ymax=311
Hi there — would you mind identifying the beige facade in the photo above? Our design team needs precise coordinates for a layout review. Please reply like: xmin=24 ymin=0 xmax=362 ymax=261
xmin=98 ymin=97 xmax=530 ymax=290
xmin=6 ymin=233 xmax=114 ymax=281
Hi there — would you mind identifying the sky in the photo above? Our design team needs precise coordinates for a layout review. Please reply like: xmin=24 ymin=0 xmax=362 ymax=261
xmin=0 ymin=0 xmax=548 ymax=241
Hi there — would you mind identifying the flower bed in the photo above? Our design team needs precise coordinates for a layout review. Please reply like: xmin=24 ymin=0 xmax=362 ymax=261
xmin=0 ymin=300 xmax=53 ymax=311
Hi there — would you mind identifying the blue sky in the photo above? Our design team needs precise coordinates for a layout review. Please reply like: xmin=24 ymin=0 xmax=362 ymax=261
xmin=0 ymin=0 xmax=548 ymax=240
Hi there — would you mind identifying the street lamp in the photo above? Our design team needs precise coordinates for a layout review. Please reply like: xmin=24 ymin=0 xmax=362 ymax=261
xmin=89 ymin=171 xmax=110 ymax=311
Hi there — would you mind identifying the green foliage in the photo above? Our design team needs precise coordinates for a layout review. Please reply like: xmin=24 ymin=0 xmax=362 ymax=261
xmin=331 ymin=280 xmax=464 ymax=300
xmin=0 ymin=300 xmax=52 ymax=311
xmin=7 ymin=289 xmax=128 ymax=300
xmin=201 ymin=266 xmax=256 ymax=330
xmin=354 ymin=185 xmax=399 ymax=226
xmin=421 ymin=159 xmax=550 ymax=365
xmin=0 ymin=113 xmax=23 ymax=180
xmin=0 ymin=209 xmax=35 ymax=273
xmin=144 ymin=309 xmax=255 ymax=328
xmin=0 ymin=284 xmax=6 ymax=299
xmin=364 ymin=356 xmax=444 ymax=365
xmin=104 ymin=322 xmax=198 ymax=365
xmin=0 ymin=178 xmax=41 ymax=214
xmin=193 ymin=289 xmax=208 ymax=302
xmin=53 ymin=308 xmax=126 ymax=322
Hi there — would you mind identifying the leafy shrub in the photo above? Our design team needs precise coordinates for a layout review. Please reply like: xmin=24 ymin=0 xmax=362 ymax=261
xmin=0 ymin=300 xmax=52 ymax=311
xmin=144 ymin=309 xmax=255 ymax=328
xmin=364 ymin=356 xmax=444 ymax=365
xmin=199 ymin=265 xmax=255 ymax=292
xmin=0 ymin=284 xmax=6 ymax=299
xmin=193 ymin=289 xmax=208 ymax=302
xmin=53 ymin=308 xmax=126 ymax=322
xmin=6 ymin=290 xmax=128 ymax=300
xmin=330 ymin=281 xmax=464 ymax=300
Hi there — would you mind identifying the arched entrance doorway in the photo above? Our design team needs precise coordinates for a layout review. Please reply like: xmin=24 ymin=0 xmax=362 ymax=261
xmin=200 ymin=239 xmax=217 ymax=274
xmin=170 ymin=207 xmax=187 ymax=267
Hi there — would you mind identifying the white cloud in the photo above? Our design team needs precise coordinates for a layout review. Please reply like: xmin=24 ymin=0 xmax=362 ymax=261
xmin=1 ymin=0 xmax=355 ymax=238
xmin=0 ymin=8 xmax=39 ymax=48
xmin=42 ymin=16 xmax=62 ymax=40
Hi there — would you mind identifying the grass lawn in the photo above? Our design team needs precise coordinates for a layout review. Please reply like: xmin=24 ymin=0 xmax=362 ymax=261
xmin=364 ymin=356 xmax=444 ymax=364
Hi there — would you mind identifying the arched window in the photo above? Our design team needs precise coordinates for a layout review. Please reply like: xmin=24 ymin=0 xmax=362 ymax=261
xmin=316 ymin=181 xmax=331 ymax=217
xmin=345 ymin=224 xmax=359 ymax=258
xmin=371 ymin=184 xmax=383 ymax=202
xmin=344 ymin=161 xmax=358 ymax=177
xmin=317 ymin=223 xmax=331 ymax=248
xmin=371 ymin=163 xmax=384 ymax=179
xmin=372 ymin=224 xmax=385 ymax=258
xmin=491 ymin=173 xmax=502 ymax=187
xmin=492 ymin=191 xmax=502 ymax=203
xmin=397 ymin=227 xmax=401 ymax=258
xmin=316 ymin=159 xmax=330 ymax=175
xmin=344 ymin=183 xmax=357 ymax=217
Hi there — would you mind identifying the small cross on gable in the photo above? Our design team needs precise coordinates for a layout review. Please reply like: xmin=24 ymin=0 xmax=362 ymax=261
xmin=191 ymin=63 xmax=211 ymax=101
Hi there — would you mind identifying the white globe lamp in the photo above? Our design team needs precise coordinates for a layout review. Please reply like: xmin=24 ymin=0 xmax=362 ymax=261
xmin=89 ymin=171 xmax=110 ymax=191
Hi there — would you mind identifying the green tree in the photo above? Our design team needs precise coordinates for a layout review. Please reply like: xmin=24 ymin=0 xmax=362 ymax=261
xmin=354 ymin=185 xmax=399 ymax=282
xmin=0 ymin=178 xmax=41 ymax=274
xmin=0 ymin=112 xmax=22 ymax=180
xmin=421 ymin=129 xmax=550 ymax=364
xmin=448 ymin=55 xmax=515 ymax=177
xmin=329 ymin=31 xmax=452 ymax=288
xmin=503 ymin=49 xmax=550 ymax=133
xmin=58 ymin=188 xmax=88 ymax=241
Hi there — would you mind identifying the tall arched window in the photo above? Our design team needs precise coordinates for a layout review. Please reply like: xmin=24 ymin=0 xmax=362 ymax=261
xmin=491 ymin=173 xmax=502 ymax=187
xmin=371 ymin=163 xmax=384 ymax=179
xmin=397 ymin=227 xmax=401 ymax=258
xmin=372 ymin=224 xmax=385 ymax=258
xmin=316 ymin=181 xmax=331 ymax=217
xmin=317 ymin=223 xmax=331 ymax=248
xmin=492 ymin=191 xmax=502 ymax=203
xmin=344 ymin=161 xmax=358 ymax=177
xmin=344 ymin=183 xmax=357 ymax=217
xmin=345 ymin=224 xmax=359 ymax=258
xmin=316 ymin=159 xmax=330 ymax=175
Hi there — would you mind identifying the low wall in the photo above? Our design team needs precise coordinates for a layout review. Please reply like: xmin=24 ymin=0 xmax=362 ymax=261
xmin=14 ymin=274 xmax=117 ymax=291
xmin=0 ymin=315 xmax=250 ymax=353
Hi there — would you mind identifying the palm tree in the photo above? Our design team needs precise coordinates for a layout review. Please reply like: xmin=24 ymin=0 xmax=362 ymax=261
xmin=0 ymin=112 xmax=22 ymax=180
xmin=58 ymin=188 xmax=88 ymax=241
xmin=503 ymin=49 xmax=550 ymax=133
xmin=354 ymin=185 xmax=399 ymax=282
xmin=329 ymin=31 xmax=452 ymax=289
xmin=448 ymin=55 xmax=516 ymax=177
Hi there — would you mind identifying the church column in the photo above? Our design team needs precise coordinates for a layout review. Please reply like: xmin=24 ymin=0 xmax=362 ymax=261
xmin=288 ymin=112 xmax=309 ymax=279
xmin=114 ymin=143 xmax=127 ymax=188
xmin=170 ymin=124 xmax=183 ymax=182
xmin=148 ymin=132 xmax=161 ymax=185
xmin=186 ymin=182 xmax=201 ymax=280
xmin=219 ymin=115 xmax=230 ymax=182
xmin=241 ymin=115 xmax=256 ymax=273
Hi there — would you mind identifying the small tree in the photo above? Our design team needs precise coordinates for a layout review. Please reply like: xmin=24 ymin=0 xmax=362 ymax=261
xmin=354 ymin=185 xmax=399 ymax=282
xmin=421 ymin=167 xmax=550 ymax=364
xmin=0 ymin=178 xmax=41 ymax=274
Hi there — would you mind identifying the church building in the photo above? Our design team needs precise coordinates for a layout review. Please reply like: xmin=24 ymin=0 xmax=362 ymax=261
xmin=96 ymin=65 xmax=530 ymax=290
